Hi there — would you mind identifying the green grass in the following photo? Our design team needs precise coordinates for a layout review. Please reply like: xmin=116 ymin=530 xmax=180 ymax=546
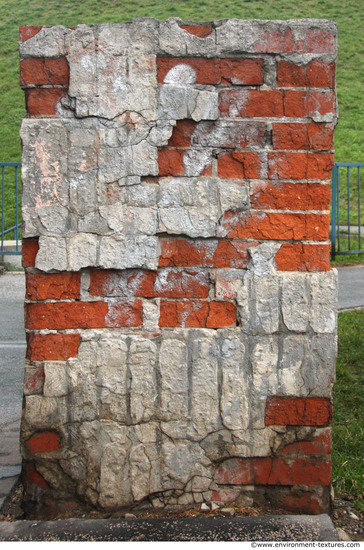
xmin=333 ymin=309 xmax=364 ymax=510
xmin=331 ymin=232 xmax=364 ymax=267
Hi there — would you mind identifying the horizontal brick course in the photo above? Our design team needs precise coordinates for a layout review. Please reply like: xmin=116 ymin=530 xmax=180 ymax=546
xmin=282 ymin=429 xmax=332 ymax=456
xmin=214 ymin=456 xmax=331 ymax=486
xmin=218 ymin=211 xmax=330 ymax=241
xmin=25 ymin=300 xmax=143 ymax=329
xmin=159 ymin=300 xmax=236 ymax=328
xmin=268 ymin=152 xmax=334 ymax=180
xmin=157 ymin=57 xmax=264 ymax=85
xmin=277 ymin=60 xmax=335 ymax=88
xmin=159 ymin=238 xmax=256 ymax=268
xmin=265 ymin=397 xmax=333 ymax=426
xmin=25 ymin=88 xmax=68 ymax=116
xmin=253 ymin=27 xmax=336 ymax=54
xmin=26 ymin=333 xmax=81 ymax=361
xmin=26 ymin=272 xmax=81 ymax=300
xmin=272 ymin=123 xmax=334 ymax=151
xmin=250 ymin=181 xmax=331 ymax=211
xmin=275 ymin=243 xmax=331 ymax=272
xmin=219 ymin=90 xmax=336 ymax=119
xmin=20 ymin=57 xmax=69 ymax=87
xmin=90 ymin=268 xmax=209 ymax=298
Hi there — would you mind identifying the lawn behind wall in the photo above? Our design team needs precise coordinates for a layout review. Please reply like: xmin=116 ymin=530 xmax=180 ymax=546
xmin=333 ymin=308 xmax=364 ymax=511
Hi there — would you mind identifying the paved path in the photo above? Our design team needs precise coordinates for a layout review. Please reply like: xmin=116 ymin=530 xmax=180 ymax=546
xmin=0 ymin=267 xmax=363 ymax=511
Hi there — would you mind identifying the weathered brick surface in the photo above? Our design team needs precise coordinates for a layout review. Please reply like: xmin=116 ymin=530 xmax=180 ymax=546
xmin=157 ymin=57 xmax=264 ymax=85
xmin=275 ymin=243 xmax=331 ymax=272
xmin=26 ymin=333 xmax=81 ymax=361
xmin=265 ymin=397 xmax=333 ymax=426
xmin=90 ymin=268 xmax=209 ymax=298
xmin=219 ymin=212 xmax=330 ymax=241
xmin=272 ymin=123 xmax=334 ymax=151
xmin=250 ymin=181 xmax=331 ymax=211
xmin=215 ymin=457 xmax=332 ymax=486
xmin=26 ymin=272 xmax=81 ymax=300
xmin=268 ymin=152 xmax=334 ymax=180
xmin=159 ymin=300 xmax=236 ymax=328
xmin=19 ymin=19 xmax=338 ymax=514
xmin=25 ymin=432 xmax=59 ymax=455
xmin=25 ymin=301 xmax=143 ymax=329
xmin=277 ymin=60 xmax=335 ymax=88
xmin=178 ymin=24 xmax=212 ymax=38
xmin=20 ymin=57 xmax=69 ymax=87
xmin=159 ymin=238 xmax=255 ymax=268
xmin=22 ymin=239 xmax=39 ymax=268
xmin=25 ymin=88 xmax=67 ymax=116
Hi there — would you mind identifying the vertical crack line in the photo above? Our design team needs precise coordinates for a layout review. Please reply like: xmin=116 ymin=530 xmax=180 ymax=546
xmin=187 ymin=330 xmax=194 ymax=423
xmin=126 ymin=336 xmax=132 ymax=425
xmin=216 ymin=332 xmax=224 ymax=428
xmin=154 ymin=336 xmax=162 ymax=419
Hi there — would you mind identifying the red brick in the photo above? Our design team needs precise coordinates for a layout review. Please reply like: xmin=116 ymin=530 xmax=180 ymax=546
xmin=277 ymin=60 xmax=335 ymax=88
xmin=26 ymin=272 xmax=81 ymax=300
xmin=217 ymin=152 xmax=264 ymax=179
xmin=22 ymin=238 xmax=39 ymax=268
xmin=215 ymin=456 xmax=331 ymax=486
xmin=25 ymin=301 xmax=143 ymax=329
xmin=283 ymin=90 xmax=336 ymax=118
xmin=25 ymin=88 xmax=68 ymax=116
xmin=218 ymin=211 xmax=329 ymax=241
xmin=275 ymin=243 xmax=331 ymax=272
xmin=253 ymin=457 xmax=332 ymax=486
xmin=253 ymin=26 xmax=336 ymax=54
xmin=250 ymin=181 xmax=331 ymax=211
xmin=24 ymin=463 xmax=48 ymax=488
xmin=90 ymin=269 xmax=209 ymax=298
xmin=159 ymin=300 xmax=236 ymax=328
xmin=26 ymin=333 xmax=81 ymax=361
xmin=20 ymin=57 xmax=69 ymax=87
xmin=20 ymin=25 xmax=43 ymax=41
xmin=219 ymin=89 xmax=284 ymax=117
xmin=24 ymin=365 xmax=44 ymax=394
xmin=272 ymin=123 xmax=334 ymax=151
xmin=159 ymin=238 xmax=255 ymax=268
xmin=268 ymin=152 xmax=334 ymax=180
xmin=282 ymin=429 xmax=332 ymax=456
xmin=265 ymin=397 xmax=333 ymax=426
xmin=25 ymin=432 xmax=59 ymax=455
xmin=158 ymin=148 xmax=185 ymax=176
xmin=157 ymin=57 xmax=263 ymax=85
xmin=178 ymin=24 xmax=212 ymax=38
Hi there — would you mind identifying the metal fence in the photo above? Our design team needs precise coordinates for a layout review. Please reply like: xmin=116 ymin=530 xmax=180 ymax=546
xmin=0 ymin=162 xmax=21 ymax=256
xmin=331 ymin=162 xmax=364 ymax=261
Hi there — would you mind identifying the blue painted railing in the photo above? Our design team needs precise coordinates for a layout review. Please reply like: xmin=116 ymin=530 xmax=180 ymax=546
xmin=331 ymin=162 xmax=364 ymax=260
xmin=0 ymin=162 xmax=22 ymax=256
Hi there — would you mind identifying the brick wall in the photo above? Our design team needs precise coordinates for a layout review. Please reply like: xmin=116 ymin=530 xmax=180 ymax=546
xmin=19 ymin=18 xmax=337 ymax=516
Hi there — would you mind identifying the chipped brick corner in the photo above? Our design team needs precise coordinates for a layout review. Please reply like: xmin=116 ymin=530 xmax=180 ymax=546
xmin=19 ymin=18 xmax=338 ymax=516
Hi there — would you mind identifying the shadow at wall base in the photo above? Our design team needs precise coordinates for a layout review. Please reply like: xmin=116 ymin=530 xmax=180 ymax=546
xmin=21 ymin=463 xmax=331 ymax=520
